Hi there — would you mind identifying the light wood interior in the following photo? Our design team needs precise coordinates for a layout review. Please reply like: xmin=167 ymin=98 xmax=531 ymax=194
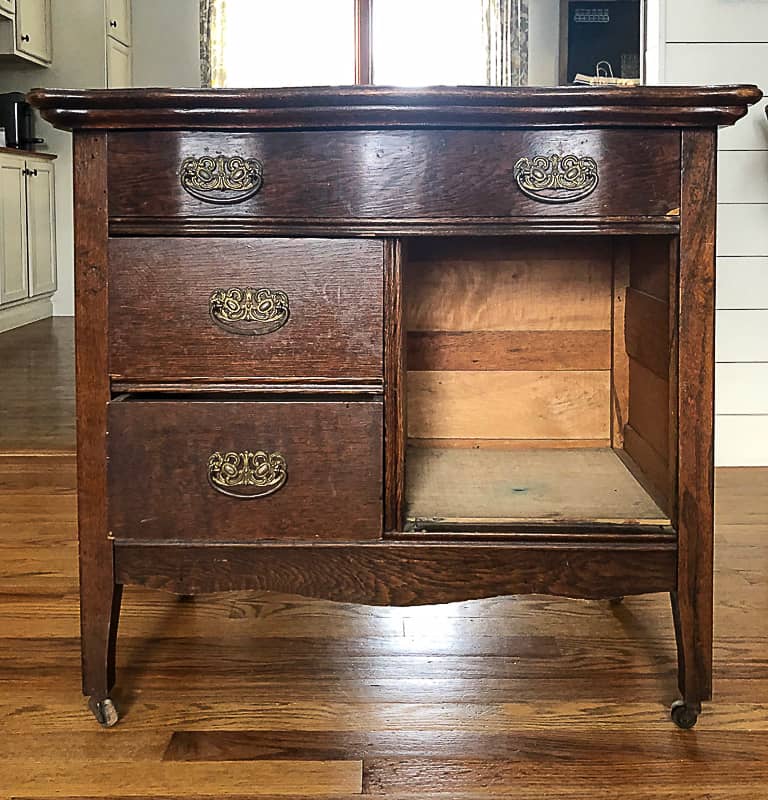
xmin=404 ymin=236 xmax=675 ymax=528
xmin=406 ymin=446 xmax=669 ymax=525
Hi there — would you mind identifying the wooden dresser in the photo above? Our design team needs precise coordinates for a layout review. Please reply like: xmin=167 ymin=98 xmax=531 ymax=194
xmin=30 ymin=85 xmax=761 ymax=729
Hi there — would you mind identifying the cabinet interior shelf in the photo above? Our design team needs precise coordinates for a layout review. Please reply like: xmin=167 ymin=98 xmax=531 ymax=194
xmin=405 ymin=445 xmax=669 ymax=529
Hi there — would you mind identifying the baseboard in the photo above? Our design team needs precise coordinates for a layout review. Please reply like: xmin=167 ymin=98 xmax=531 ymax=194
xmin=0 ymin=296 xmax=53 ymax=334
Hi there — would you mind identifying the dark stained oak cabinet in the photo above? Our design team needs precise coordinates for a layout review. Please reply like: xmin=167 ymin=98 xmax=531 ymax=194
xmin=30 ymin=85 xmax=762 ymax=731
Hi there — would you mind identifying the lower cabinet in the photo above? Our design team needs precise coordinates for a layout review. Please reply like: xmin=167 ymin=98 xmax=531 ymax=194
xmin=0 ymin=150 xmax=56 ymax=328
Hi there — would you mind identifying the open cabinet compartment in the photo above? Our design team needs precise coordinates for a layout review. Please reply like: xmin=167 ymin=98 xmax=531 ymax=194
xmin=402 ymin=235 xmax=677 ymax=532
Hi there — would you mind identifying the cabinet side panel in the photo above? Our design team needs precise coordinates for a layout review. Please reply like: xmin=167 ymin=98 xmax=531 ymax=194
xmin=676 ymin=128 xmax=717 ymax=703
xmin=73 ymin=133 xmax=115 ymax=696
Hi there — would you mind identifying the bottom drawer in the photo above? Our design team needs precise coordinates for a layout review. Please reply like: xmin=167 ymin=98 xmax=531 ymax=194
xmin=108 ymin=399 xmax=383 ymax=542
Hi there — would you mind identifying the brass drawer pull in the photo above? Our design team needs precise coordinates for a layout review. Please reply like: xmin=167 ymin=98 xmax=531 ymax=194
xmin=209 ymin=287 xmax=289 ymax=335
xmin=180 ymin=155 xmax=263 ymax=204
xmin=513 ymin=154 xmax=599 ymax=204
xmin=207 ymin=450 xmax=287 ymax=499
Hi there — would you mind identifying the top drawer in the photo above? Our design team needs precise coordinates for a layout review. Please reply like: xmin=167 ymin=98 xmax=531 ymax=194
xmin=107 ymin=130 xmax=681 ymax=221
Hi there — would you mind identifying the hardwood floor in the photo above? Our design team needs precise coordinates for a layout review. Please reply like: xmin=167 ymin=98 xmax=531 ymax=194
xmin=0 ymin=453 xmax=766 ymax=798
xmin=1 ymin=318 xmax=767 ymax=797
xmin=0 ymin=318 xmax=75 ymax=454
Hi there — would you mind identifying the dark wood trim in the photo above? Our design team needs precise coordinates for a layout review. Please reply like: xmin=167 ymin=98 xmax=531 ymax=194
xmin=110 ymin=381 xmax=383 ymax=395
xmin=73 ymin=132 xmax=121 ymax=701
xmin=667 ymin=236 xmax=680 ymax=529
xmin=107 ymin=217 xmax=681 ymax=239
xmin=114 ymin=541 xmax=677 ymax=604
xmin=29 ymin=86 xmax=762 ymax=130
xmin=383 ymin=239 xmax=406 ymax=532
xmin=675 ymin=129 xmax=717 ymax=706
xmin=354 ymin=0 xmax=373 ymax=85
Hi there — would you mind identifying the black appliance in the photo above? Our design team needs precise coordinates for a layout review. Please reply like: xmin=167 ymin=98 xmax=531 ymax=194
xmin=0 ymin=92 xmax=44 ymax=150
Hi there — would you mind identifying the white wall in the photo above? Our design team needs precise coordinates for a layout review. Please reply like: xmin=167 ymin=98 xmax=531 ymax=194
xmin=654 ymin=0 xmax=768 ymax=465
xmin=132 ymin=0 xmax=200 ymax=88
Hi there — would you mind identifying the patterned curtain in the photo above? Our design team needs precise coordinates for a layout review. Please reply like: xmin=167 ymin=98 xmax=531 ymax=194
xmin=482 ymin=0 xmax=528 ymax=86
xmin=200 ymin=0 xmax=228 ymax=88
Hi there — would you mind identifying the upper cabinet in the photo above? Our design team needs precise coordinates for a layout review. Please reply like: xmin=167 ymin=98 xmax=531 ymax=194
xmin=0 ymin=0 xmax=51 ymax=65
xmin=16 ymin=0 xmax=50 ymax=63
xmin=106 ymin=0 xmax=131 ymax=46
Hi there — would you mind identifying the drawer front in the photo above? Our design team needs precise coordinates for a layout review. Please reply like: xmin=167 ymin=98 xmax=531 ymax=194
xmin=107 ymin=130 xmax=681 ymax=220
xmin=108 ymin=238 xmax=383 ymax=382
xmin=108 ymin=400 xmax=383 ymax=542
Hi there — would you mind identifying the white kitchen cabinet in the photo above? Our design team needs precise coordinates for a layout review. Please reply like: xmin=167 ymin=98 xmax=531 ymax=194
xmin=26 ymin=156 xmax=55 ymax=296
xmin=0 ymin=151 xmax=56 ymax=332
xmin=106 ymin=0 xmax=131 ymax=46
xmin=107 ymin=35 xmax=132 ymax=88
xmin=15 ymin=0 xmax=50 ymax=63
xmin=0 ymin=154 xmax=28 ymax=304
xmin=0 ymin=0 xmax=15 ymax=17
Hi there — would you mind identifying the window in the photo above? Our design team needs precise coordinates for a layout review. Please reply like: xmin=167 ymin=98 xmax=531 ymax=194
xmin=209 ymin=0 xmax=514 ymax=88
xmin=220 ymin=0 xmax=356 ymax=88
xmin=372 ymin=0 xmax=487 ymax=86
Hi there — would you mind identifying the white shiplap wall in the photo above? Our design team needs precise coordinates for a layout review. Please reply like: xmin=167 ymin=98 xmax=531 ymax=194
xmin=660 ymin=2 xmax=768 ymax=465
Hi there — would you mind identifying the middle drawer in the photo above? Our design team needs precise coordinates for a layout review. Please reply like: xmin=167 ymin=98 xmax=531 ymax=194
xmin=108 ymin=237 xmax=384 ymax=383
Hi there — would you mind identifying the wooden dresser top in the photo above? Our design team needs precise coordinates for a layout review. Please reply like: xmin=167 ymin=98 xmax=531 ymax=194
xmin=29 ymin=85 xmax=762 ymax=130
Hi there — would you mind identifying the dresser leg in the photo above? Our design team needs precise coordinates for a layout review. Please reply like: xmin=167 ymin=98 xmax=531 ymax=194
xmin=82 ymin=581 xmax=123 ymax=727
xmin=670 ymin=590 xmax=708 ymax=729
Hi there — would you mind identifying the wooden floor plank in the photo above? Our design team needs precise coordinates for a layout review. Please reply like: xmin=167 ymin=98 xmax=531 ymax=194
xmin=0 ymin=317 xmax=766 ymax=799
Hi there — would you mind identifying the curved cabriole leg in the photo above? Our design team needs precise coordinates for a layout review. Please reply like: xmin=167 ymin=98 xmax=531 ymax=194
xmin=670 ymin=590 xmax=708 ymax=730
xmin=83 ymin=581 xmax=123 ymax=727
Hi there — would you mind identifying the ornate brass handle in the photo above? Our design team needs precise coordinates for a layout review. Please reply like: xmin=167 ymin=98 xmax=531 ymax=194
xmin=179 ymin=155 xmax=263 ymax=204
xmin=207 ymin=450 xmax=287 ymax=499
xmin=513 ymin=154 xmax=599 ymax=204
xmin=209 ymin=287 xmax=289 ymax=335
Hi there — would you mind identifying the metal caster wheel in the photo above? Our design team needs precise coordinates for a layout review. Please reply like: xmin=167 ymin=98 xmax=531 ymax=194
xmin=671 ymin=700 xmax=700 ymax=729
xmin=89 ymin=696 xmax=119 ymax=728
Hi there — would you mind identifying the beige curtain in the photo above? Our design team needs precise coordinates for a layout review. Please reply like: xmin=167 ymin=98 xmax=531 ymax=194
xmin=200 ymin=0 xmax=228 ymax=88
xmin=482 ymin=0 xmax=528 ymax=86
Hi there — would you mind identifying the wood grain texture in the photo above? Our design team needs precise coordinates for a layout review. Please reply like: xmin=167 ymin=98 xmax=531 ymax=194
xmin=29 ymin=84 xmax=763 ymax=130
xmin=407 ymin=371 xmax=610 ymax=440
xmin=627 ymin=360 xmax=669 ymax=461
xmin=675 ymin=129 xmax=718 ymax=706
xmin=3 ymin=456 xmax=768 ymax=796
xmin=625 ymin=288 xmax=669 ymax=381
xmin=71 ymin=133 xmax=122 ymax=702
xmin=406 ymin=238 xmax=613 ymax=332
xmin=114 ymin=541 xmax=676 ymax=602
xmin=407 ymin=330 xmax=611 ymax=371
xmin=107 ymin=399 xmax=383 ymax=542
xmin=383 ymin=239 xmax=406 ymax=532
xmin=611 ymin=242 xmax=630 ymax=448
xmin=105 ymin=130 xmax=681 ymax=220
xmin=0 ymin=318 xmax=75 ymax=454
xmin=405 ymin=447 xmax=668 ymax=525
xmin=108 ymin=237 xmax=383 ymax=382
